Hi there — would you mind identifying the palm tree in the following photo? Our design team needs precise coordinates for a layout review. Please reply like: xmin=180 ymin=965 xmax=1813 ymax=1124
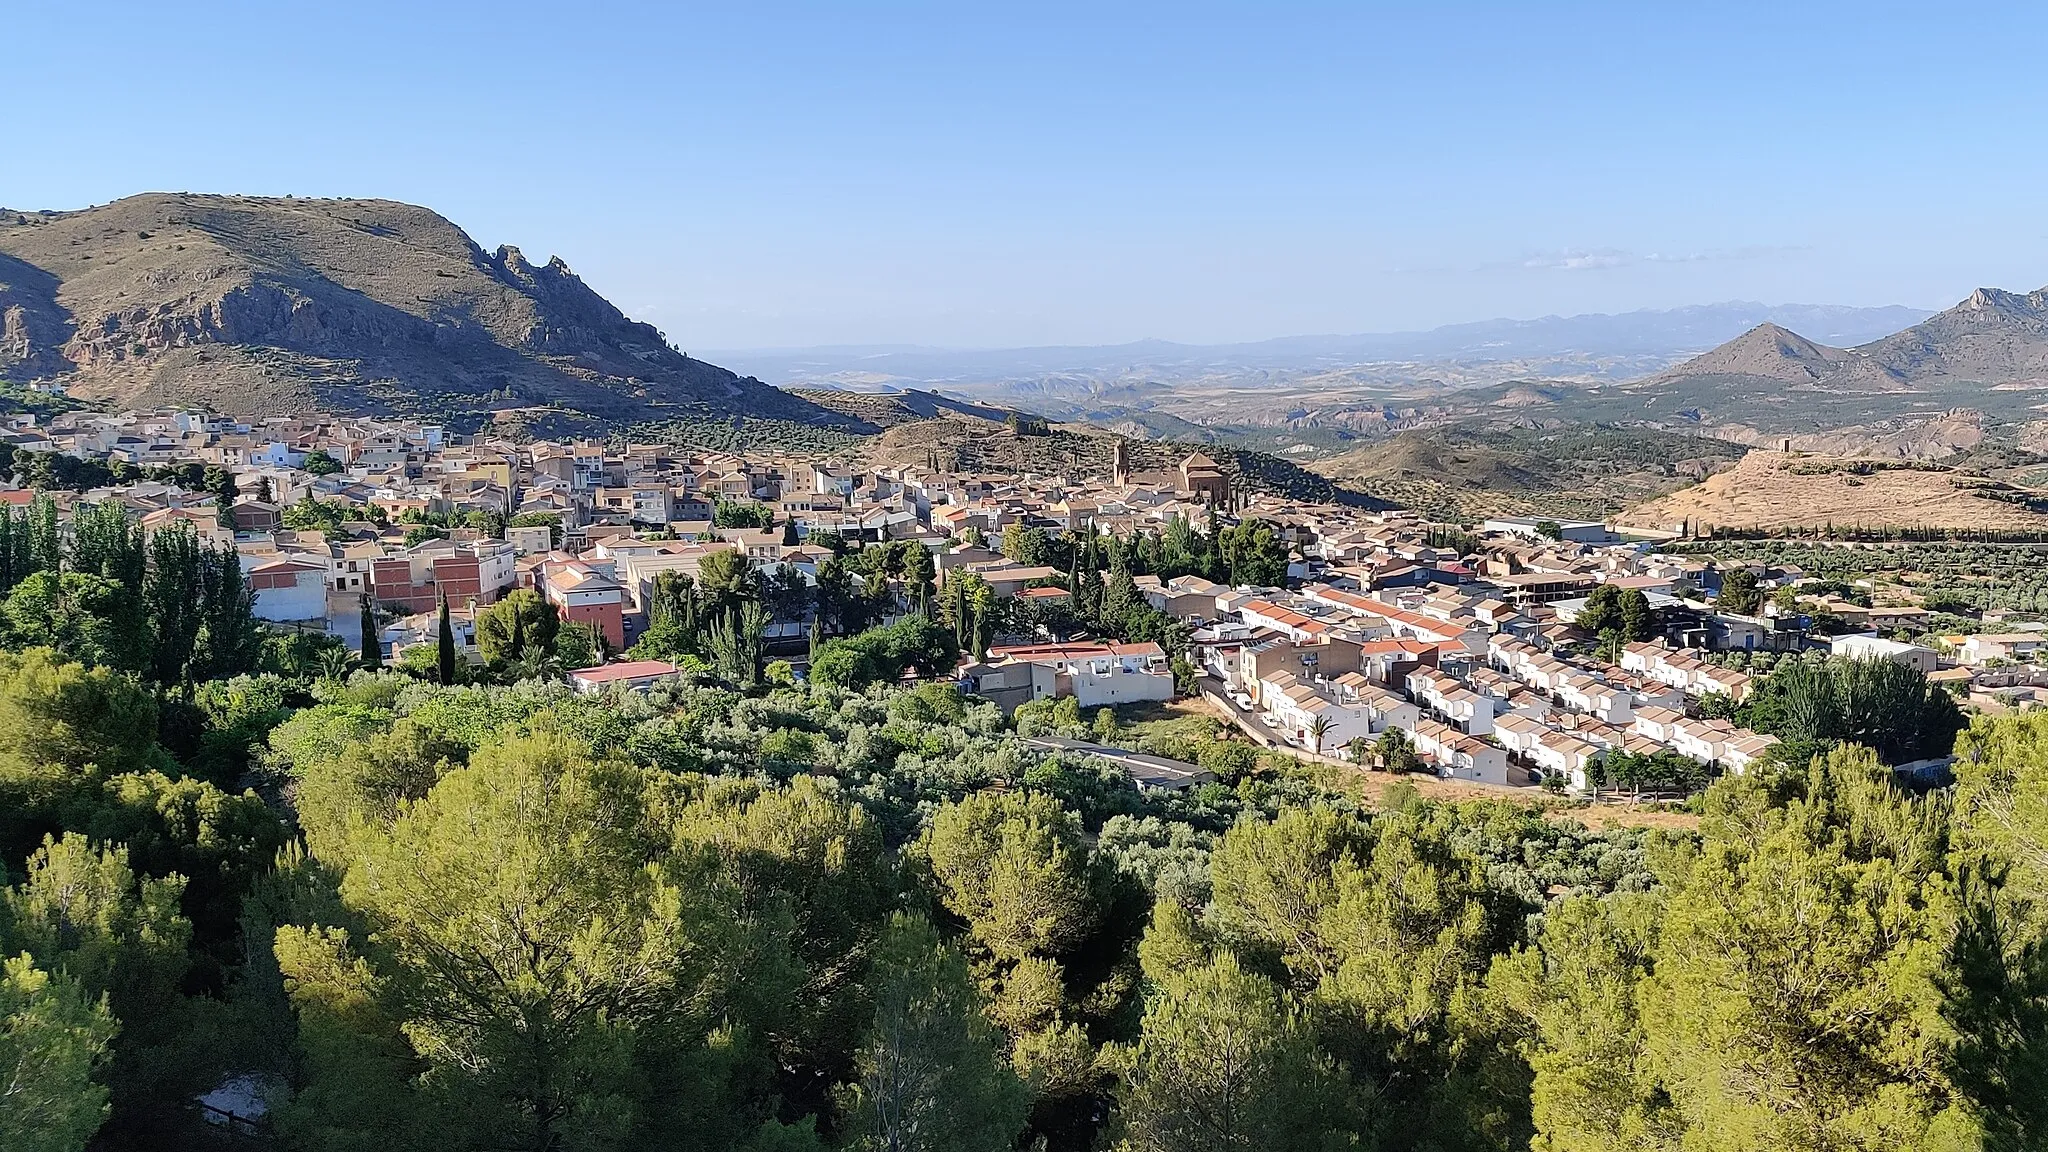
xmin=316 ymin=647 xmax=354 ymax=683
xmin=1306 ymin=714 xmax=1334 ymax=757
xmin=507 ymin=643 xmax=560 ymax=684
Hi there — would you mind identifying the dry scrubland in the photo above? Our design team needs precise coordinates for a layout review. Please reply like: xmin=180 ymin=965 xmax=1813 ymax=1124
xmin=1622 ymin=450 xmax=2048 ymax=533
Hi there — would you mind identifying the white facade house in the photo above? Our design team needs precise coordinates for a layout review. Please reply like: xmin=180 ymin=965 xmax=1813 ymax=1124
xmin=1721 ymin=731 xmax=1780 ymax=774
xmin=1630 ymin=706 xmax=1685 ymax=745
xmin=1670 ymin=717 xmax=1734 ymax=765
xmin=1554 ymin=671 xmax=1634 ymax=725
xmin=1268 ymin=683 xmax=1377 ymax=754
xmin=1528 ymin=730 xmax=1601 ymax=789
xmin=1405 ymin=668 xmax=1497 ymax=734
xmin=1490 ymin=713 xmax=1550 ymax=759
xmin=1411 ymin=719 xmax=1510 ymax=785
xmin=246 ymin=560 xmax=328 ymax=623
xmin=1329 ymin=672 xmax=1422 ymax=733
xmin=1827 ymin=634 xmax=1941 ymax=674
xmin=988 ymin=642 xmax=1175 ymax=709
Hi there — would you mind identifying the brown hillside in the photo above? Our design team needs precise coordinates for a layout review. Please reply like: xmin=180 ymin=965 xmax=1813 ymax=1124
xmin=0 ymin=193 xmax=844 ymax=428
xmin=860 ymin=417 xmax=1379 ymax=505
xmin=1312 ymin=424 xmax=1744 ymax=521
xmin=1654 ymin=322 xmax=1853 ymax=386
xmin=1621 ymin=450 xmax=2048 ymax=533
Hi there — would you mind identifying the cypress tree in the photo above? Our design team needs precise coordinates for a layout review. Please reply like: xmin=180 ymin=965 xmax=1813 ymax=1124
xmin=360 ymin=593 xmax=382 ymax=669
xmin=28 ymin=492 xmax=61 ymax=575
xmin=436 ymin=592 xmax=456 ymax=685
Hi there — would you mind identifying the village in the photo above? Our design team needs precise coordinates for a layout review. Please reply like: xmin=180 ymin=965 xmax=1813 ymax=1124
xmin=0 ymin=404 xmax=2010 ymax=797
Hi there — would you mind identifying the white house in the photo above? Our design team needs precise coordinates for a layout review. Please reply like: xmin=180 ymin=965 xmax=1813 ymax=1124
xmin=1959 ymin=633 xmax=2048 ymax=667
xmin=1329 ymin=672 xmax=1422 ymax=733
xmin=1630 ymin=705 xmax=1686 ymax=745
xmin=1554 ymin=671 xmax=1634 ymax=725
xmin=1721 ymin=731 xmax=1780 ymax=774
xmin=1491 ymin=712 xmax=1550 ymax=759
xmin=246 ymin=560 xmax=327 ymax=623
xmin=1404 ymin=668 xmax=1498 ymax=734
xmin=1670 ymin=717 xmax=1736 ymax=765
xmin=1268 ymin=683 xmax=1377 ymax=755
xmin=1411 ymin=719 xmax=1510 ymax=785
xmin=1529 ymin=729 xmax=1601 ymax=790
xmin=1827 ymin=634 xmax=1941 ymax=675
xmin=988 ymin=641 xmax=1175 ymax=708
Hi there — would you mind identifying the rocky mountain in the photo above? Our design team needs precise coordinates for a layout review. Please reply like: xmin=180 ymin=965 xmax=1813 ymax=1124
xmin=1653 ymin=286 xmax=2048 ymax=396
xmin=1858 ymin=286 xmax=2048 ymax=384
xmin=0 ymin=193 xmax=847 ymax=429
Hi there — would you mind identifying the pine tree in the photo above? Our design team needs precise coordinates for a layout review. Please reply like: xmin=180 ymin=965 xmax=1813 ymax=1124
xmin=0 ymin=953 xmax=117 ymax=1152
xmin=1113 ymin=947 xmax=1350 ymax=1152
xmin=840 ymin=915 xmax=1029 ymax=1152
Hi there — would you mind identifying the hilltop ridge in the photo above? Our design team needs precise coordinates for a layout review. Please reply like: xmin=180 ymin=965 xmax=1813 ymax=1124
xmin=1654 ymin=284 xmax=2048 ymax=396
xmin=0 ymin=192 xmax=847 ymax=430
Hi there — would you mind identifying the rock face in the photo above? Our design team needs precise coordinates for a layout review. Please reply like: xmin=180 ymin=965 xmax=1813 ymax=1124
xmin=0 ymin=193 xmax=845 ymax=426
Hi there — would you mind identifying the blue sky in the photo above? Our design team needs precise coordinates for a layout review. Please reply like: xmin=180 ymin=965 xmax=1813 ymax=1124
xmin=11 ymin=2 xmax=2047 ymax=349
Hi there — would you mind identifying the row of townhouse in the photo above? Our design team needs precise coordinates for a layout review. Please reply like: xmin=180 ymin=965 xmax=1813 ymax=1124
xmin=1402 ymin=667 xmax=1497 ymax=734
xmin=1629 ymin=707 xmax=1779 ymax=773
xmin=1408 ymin=719 xmax=1511 ymax=784
xmin=1618 ymin=642 xmax=1756 ymax=702
xmin=1302 ymin=585 xmax=1491 ymax=655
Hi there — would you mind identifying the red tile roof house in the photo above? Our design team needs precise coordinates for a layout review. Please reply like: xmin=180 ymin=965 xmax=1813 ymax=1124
xmin=568 ymin=660 xmax=686 ymax=694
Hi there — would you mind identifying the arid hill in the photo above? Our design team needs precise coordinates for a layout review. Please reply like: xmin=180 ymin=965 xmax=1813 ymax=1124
xmin=789 ymin=387 xmax=1020 ymax=429
xmin=1621 ymin=450 xmax=2048 ymax=534
xmin=1311 ymin=424 xmax=1744 ymax=521
xmin=1659 ymin=322 xmax=1854 ymax=387
xmin=0 ymin=193 xmax=846 ymax=429
xmin=859 ymin=414 xmax=1380 ymax=505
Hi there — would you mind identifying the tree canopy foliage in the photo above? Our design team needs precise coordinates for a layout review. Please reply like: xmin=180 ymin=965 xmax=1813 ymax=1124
xmin=0 ymin=511 xmax=2043 ymax=1152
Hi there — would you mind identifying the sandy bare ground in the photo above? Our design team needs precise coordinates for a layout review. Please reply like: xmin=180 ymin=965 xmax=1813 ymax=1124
xmin=1621 ymin=450 xmax=2048 ymax=533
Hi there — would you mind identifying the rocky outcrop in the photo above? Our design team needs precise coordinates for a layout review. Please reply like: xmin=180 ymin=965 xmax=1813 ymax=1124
xmin=0 ymin=192 xmax=848 ymax=427
xmin=0 ymin=253 xmax=72 ymax=378
xmin=1655 ymin=285 xmax=2048 ymax=396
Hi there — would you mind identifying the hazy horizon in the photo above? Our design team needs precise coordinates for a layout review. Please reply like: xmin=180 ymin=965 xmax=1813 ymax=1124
xmin=695 ymin=300 xmax=1939 ymax=357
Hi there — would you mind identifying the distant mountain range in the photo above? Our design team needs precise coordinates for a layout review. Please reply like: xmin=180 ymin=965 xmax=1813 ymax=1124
xmin=708 ymin=302 xmax=1934 ymax=389
xmin=0 ymin=193 xmax=843 ymax=429
xmin=1654 ymin=287 xmax=2048 ymax=393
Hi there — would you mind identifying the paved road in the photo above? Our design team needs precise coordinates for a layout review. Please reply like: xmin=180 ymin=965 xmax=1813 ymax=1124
xmin=1198 ymin=676 xmax=1291 ymax=751
xmin=1021 ymin=737 xmax=1215 ymax=791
